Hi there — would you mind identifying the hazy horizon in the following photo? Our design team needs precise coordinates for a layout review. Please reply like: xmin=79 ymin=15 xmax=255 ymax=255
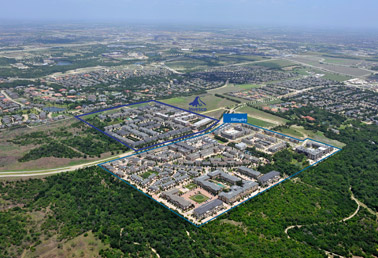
xmin=1 ymin=0 xmax=378 ymax=30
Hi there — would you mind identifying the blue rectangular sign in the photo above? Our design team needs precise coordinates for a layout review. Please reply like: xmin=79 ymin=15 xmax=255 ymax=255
xmin=223 ymin=113 xmax=248 ymax=123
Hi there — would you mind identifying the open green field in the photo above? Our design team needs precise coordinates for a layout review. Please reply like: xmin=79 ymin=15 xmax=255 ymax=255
xmin=278 ymin=125 xmax=346 ymax=148
xmin=161 ymin=94 xmax=236 ymax=113
xmin=216 ymin=54 xmax=265 ymax=62
xmin=165 ymin=57 xmax=223 ymax=72
xmin=246 ymin=59 xmax=297 ymax=69
xmin=237 ymin=84 xmax=261 ymax=90
xmin=289 ymin=55 xmax=367 ymax=78
xmin=322 ymin=56 xmax=362 ymax=65
xmin=292 ymin=66 xmax=352 ymax=82
xmin=276 ymin=127 xmax=304 ymax=138
xmin=247 ymin=116 xmax=275 ymax=128
xmin=190 ymin=193 xmax=209 ymax=204
xmin=237 ymin=106 xmax=288 ymax=126
xmin=203 ymin=109 xmax=226 ymax=120
xmin=321 ymin=73 xmax=352 ymax=82
xmin=207 ymin=83 xmax=262 ymax=95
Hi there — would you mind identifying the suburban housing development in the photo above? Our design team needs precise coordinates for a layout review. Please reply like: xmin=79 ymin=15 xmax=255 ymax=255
xmin=77 ymin=101 xmax=219 ymax=151
xmin=98 ymin=107 xmax=338 ymax=225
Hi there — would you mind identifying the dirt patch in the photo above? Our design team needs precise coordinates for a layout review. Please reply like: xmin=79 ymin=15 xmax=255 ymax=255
xmin=220 ymin=219 xmax=244 ymax=227
xmin=0 ymin=203 xmax=24 ymax=211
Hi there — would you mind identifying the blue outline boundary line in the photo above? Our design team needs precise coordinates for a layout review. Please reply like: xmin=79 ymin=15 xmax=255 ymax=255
xmin=96 ymin=117 xmax=342 ymax=228
xmin=75 ymin=100 xmax=220 ymax=152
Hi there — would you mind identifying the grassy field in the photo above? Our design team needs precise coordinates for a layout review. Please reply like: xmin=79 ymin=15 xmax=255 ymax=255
xmin=322 ymin=73 xmax=352 ymax=82
xmin=24 ymin=231 xmax=108 ymax=258
xmin=237 ymin=106 xmax=288 ymax=126
xmin=293 ymin=67 xmax=312 ymax=75
xmin=248 ymin=59 xmax=297 ymax=69
xmin=237 ymin=84 xmax=261 ymax=89
xmin=289 ymin=55 xmax=368 ymax=78
xmin=141 ymin=171 xmax=156 ymax=179
xmin=292 ymin=66 xmax=352 ymax=82
xmin=289 ymin=125 xmax=346 ymax=148
xmin=247 ymin=116 xmax=275 ymax=128
xmin=165 ymin=57 xmax=221 ymax=72
xmin=203 ymin=109 xmax=226 ymax=120
xmin=161 ymin=94 xmax=236 ymax=113
xmin=190 ymin=193 xmax=209 ymax=204
xmin=185 ymin=183 xmax=198 ymax=190
xmin=322 ymin=57 xmax=361 ymax=65
xmin=208 ymin=83 xmax=263 ymax=95
xmin=276 ymin=127 xmax=304 ymax=138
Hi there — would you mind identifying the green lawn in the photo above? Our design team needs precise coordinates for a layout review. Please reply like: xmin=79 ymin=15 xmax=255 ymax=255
xmin=185 ymin=183 xmax=198 ymax=190
xmin=322 ymin=73 xmax=352 ymax=82
xmin=203 ymin=109 xmax=225 ymax=120
xmin=190 ymin=193 xmax=209 ymax=204
xmin=291 ymin=125 xmax=346 ymax=148
xmin=237 ymin=106 xmax=288 ymax=125
xmin=141 ymin=171 xmax=156 ymax=179
xmin=236 ymin=84 xmax=261 ymax=89
xmin=293 ymin=67 xmax=311 ymax=75
xmin=251 ymin=59 xmax=297 ymax=69
xmin=277 ymin=127 xmax=304 ymax=138
xmin=161 ymin=94 xmax=235 ymax=113
xmin=247 ymin=117 xmax=275 ymax=128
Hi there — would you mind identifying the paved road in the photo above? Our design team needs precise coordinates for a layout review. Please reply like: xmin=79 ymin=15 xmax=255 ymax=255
xmin=0 ymin=152 xmax=131 ymax=178
xmin=159 ymin=64 xmax=183 ymax=74
xmin=1 ymin=90 xmax=42 ymax=112
xmin=1 ymin=90 xmax=25 ymax=107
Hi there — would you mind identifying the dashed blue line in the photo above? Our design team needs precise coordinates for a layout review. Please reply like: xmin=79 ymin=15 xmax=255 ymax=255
xmin=75 ymin=100 xmax=220 ymax=152
xmin=96 ymin=113 xmax=343 ymax=227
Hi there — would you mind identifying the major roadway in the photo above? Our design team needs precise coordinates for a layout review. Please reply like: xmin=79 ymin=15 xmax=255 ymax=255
xmin=0 ymin=151 xmax=132 ymax=178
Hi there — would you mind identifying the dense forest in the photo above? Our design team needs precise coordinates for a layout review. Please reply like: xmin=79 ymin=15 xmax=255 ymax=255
xmin=0 ymin=110 xmax=377 ymax=257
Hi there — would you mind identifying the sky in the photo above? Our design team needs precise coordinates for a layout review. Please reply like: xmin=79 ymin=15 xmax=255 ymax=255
xmin=1 ymin=0 xmax=378 ymax=29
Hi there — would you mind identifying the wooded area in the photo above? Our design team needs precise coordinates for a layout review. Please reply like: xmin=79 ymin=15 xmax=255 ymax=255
xmin=0 ymin=109 xmax=377 ymax=257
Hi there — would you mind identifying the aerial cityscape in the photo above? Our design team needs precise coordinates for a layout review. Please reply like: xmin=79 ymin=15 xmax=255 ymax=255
xmin=0 ymin=0 xmax=378 ymax=257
